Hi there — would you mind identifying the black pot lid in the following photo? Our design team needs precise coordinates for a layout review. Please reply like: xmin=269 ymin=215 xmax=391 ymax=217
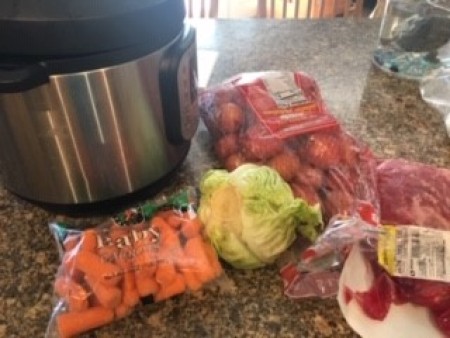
xmin=0 ymin=0 xmax=186 ymax=57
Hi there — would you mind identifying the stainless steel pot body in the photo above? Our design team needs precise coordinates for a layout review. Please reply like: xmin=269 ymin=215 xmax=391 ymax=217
xmin=0 ymin=27 xmax=198 ymax=205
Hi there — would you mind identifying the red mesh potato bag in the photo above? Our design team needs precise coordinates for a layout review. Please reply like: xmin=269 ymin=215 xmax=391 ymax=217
xmin=199 ymin=71 xmax=378 ymax=225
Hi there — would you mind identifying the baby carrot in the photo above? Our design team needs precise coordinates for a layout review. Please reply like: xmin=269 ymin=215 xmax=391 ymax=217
xmin=154 ymin=273 xmax=186 ymax=302
xmin=67 ymin=295 xmax=89 ymax=313
xmin=85 ymin=274 xmax=122 ymax=310
xmin=54 ymin=276 xmax=86 ymax=299
xmin=181 ymin=218 xmax=202 ymax=239
xmin=184 ymin=237 xmax=216 ymax=284
xmin=135 ymin=272 xmax=159 ymax=297
xmin=180 ymin=269 xmax=203 ymax=291
xmin=150 ymin=216 xmax=170 ymax=232
xmin=58 ymin=255 xmax=83 ymax=284
xmin=97 ymin=245 xmax=119 ymax=265
xmin=166 ymin=214 xmax=183 ymax=229
xmin=54 ymin=277 xmax=89 ymax=312
xmin=63 ymin=235 xmax=80 ymax=252
xmin=114 ymin=303 xmax=133 ymax=320
xmin=203 ymin=242 xmax=223 ymax=278
xmin=74 ymin=250 xmax=122 ymax=287
xmin=85 ymin=275 xmax=121 ymax=309
xmin=79 ymin=229 xmax=98 ymax=252
xmin=57 ymin=306 xmax=115 ymax=338
xmin=133 ymin=242 xmax=157 ymax=277
xmin=134 ymin=269 xmax=157 ymax=298
xmin=89 ymin=293 xmax=102 ymax=308
xmin=160 ymin=226 xmax=182 ymax=252
xmin=121 ymin=271 xmax=140 ymax=308
xmin=155 ymin=261 xmax=177 ymax=286
xmin=62 ymin=253 xmax=75 ymax=273
xmin=158 ymin=224 xmax=184 ymax=269
xmin=109 ymin=226 xmax=130 ymax=244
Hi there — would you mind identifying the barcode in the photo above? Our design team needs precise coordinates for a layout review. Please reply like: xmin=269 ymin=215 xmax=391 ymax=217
xmin=410 ymin=231 xmax=421 ymax=259
xmin=436 ymin=240 xmax=446 ymax=279
xmin=418 ymin=258 xmax=427 ymax=277
xmin=396 ymin=230 xmax=406 ymax=275
xmin=396 ymin=233 xmax=405 ymax=258
xmin=390 ymin=225 xmax=450 ymax=283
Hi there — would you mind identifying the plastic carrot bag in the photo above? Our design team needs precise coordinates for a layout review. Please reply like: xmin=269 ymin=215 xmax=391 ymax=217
xmin=198 ymin=71 xmax=379 ymax=288
xmin=46 ymin=189 xmax=223 ymax=338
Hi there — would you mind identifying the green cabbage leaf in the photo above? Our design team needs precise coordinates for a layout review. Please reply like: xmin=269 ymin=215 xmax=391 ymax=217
xmin=199 ymin=164 xmax=322 ymax=269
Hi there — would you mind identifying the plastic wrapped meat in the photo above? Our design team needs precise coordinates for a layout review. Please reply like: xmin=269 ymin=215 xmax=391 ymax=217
xmin=377 ymin=158 xmax=450 ymax=229
xmin=339 ymin=159 xmax=450 ymax=338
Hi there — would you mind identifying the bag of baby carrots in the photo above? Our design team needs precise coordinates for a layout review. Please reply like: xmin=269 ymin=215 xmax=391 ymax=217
xmin=46 ymin=189 xmax=223 ymax=338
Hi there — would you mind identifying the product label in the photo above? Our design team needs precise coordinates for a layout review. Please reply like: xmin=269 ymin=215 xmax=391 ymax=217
xmin=378 ymin=225 xmax=450 ymax=283
xmin=238 ymin=72 xmax=338 ymax=139
xmin=263 ymin=72 xmax=307 ymax=108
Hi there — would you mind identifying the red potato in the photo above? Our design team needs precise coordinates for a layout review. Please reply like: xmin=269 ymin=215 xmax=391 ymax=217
xmin=294 ymin=164 xmax=324 ymax=189
xmin=290 ymin=183 xmax=321 ymax=205
xmin=214 ymin=89 xmax=235 ymax=105
xmin=242 ymin=126 xmax=284 ymax=161
xmin=217 ymin=102 xmax=244 ymax=134
xmin=321 ymin=189 xmax=354 ymax=217
xmin=296 ymin=136 xmax=310 ymax=161
xmin=268 ymin=151 xmax=301 ymax=182
xmin=215 ymin=134 xmax=239 ymax=160
xmin=324 ymin=166 xmax=357 ymax=196
xmin=340 ymin=133 xmax=360 ymax=167
xmin=302 ymin=133 xmax=341 ymax=168
xmin=214 ymin=88 xmax=245 ymax=106
xmin=224 ymin=153 xmax=247 ymax=171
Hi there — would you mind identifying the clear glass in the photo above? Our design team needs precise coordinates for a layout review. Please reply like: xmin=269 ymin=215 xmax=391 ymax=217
xmin=372 ymin=0 xmax=450 ymax=79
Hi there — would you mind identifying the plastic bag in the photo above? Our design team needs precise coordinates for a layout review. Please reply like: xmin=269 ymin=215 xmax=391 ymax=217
xmin=46 ymin=189 xmax=223 ymax=338
xmin=421 ymin=67 xmax=450 ymax=137
xmin=286 ymin=159 xmax=450 ymax=337
xmin=338 ymin=159 xmax=450 ymax=338
xmin=199 ymin=71 xmax=378 ymax=297
xmin=199 ymin=71 xmax=379 ymax=224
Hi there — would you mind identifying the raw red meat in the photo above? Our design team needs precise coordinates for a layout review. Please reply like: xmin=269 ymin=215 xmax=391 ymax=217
xmin=377 ymin=159 xmax=450 ymax=229
xmin=352 ymin=272 xmax=396 ymax=321
xmin=350 ymin=159 xmax=450 ymax=337
xmin=435 ymin=309 xmax=450 ymax=335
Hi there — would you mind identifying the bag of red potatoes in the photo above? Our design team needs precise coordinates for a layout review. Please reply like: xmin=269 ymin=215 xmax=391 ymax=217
xmin=199 ymin=71 xmax=378 ymax=224
xmin=199 ymin=71 xmax=379 ymax=298
xmin=46 ymin=189 xmax=223 ymax=338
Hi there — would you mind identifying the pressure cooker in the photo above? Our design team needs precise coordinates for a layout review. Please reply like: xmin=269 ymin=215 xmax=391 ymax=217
xmin=0 ymin=0 xmax=198 ymax=213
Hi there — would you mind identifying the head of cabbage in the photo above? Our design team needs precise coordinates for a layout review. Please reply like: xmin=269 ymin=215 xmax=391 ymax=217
xmin=198 ymin=164 xmax=322 ymax=269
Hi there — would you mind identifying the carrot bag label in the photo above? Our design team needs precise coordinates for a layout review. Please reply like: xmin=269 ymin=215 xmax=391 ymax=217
xmin=46 ymin=189 xmax=223 ymax=338
xmin=199 ymin=71 xmax=379 ymax=298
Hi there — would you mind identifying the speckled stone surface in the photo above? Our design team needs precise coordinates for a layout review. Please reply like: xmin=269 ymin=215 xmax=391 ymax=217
xmin=1 ymin=18 xmax=449 ymax=338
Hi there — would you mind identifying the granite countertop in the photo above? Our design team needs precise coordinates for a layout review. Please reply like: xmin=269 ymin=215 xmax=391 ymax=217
xmin=1 ymin=19 xmax=449 ymax=338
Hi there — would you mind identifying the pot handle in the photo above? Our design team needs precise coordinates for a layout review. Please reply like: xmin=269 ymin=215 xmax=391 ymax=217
xmin=0 ymin=62 xmax=49 ymax=93
xmin=159 ymin=25 xmax=199 ymax=145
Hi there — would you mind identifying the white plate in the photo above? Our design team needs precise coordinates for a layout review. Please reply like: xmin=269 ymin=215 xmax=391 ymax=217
xmin=337 ymin=244 xmax=444 ymax=338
